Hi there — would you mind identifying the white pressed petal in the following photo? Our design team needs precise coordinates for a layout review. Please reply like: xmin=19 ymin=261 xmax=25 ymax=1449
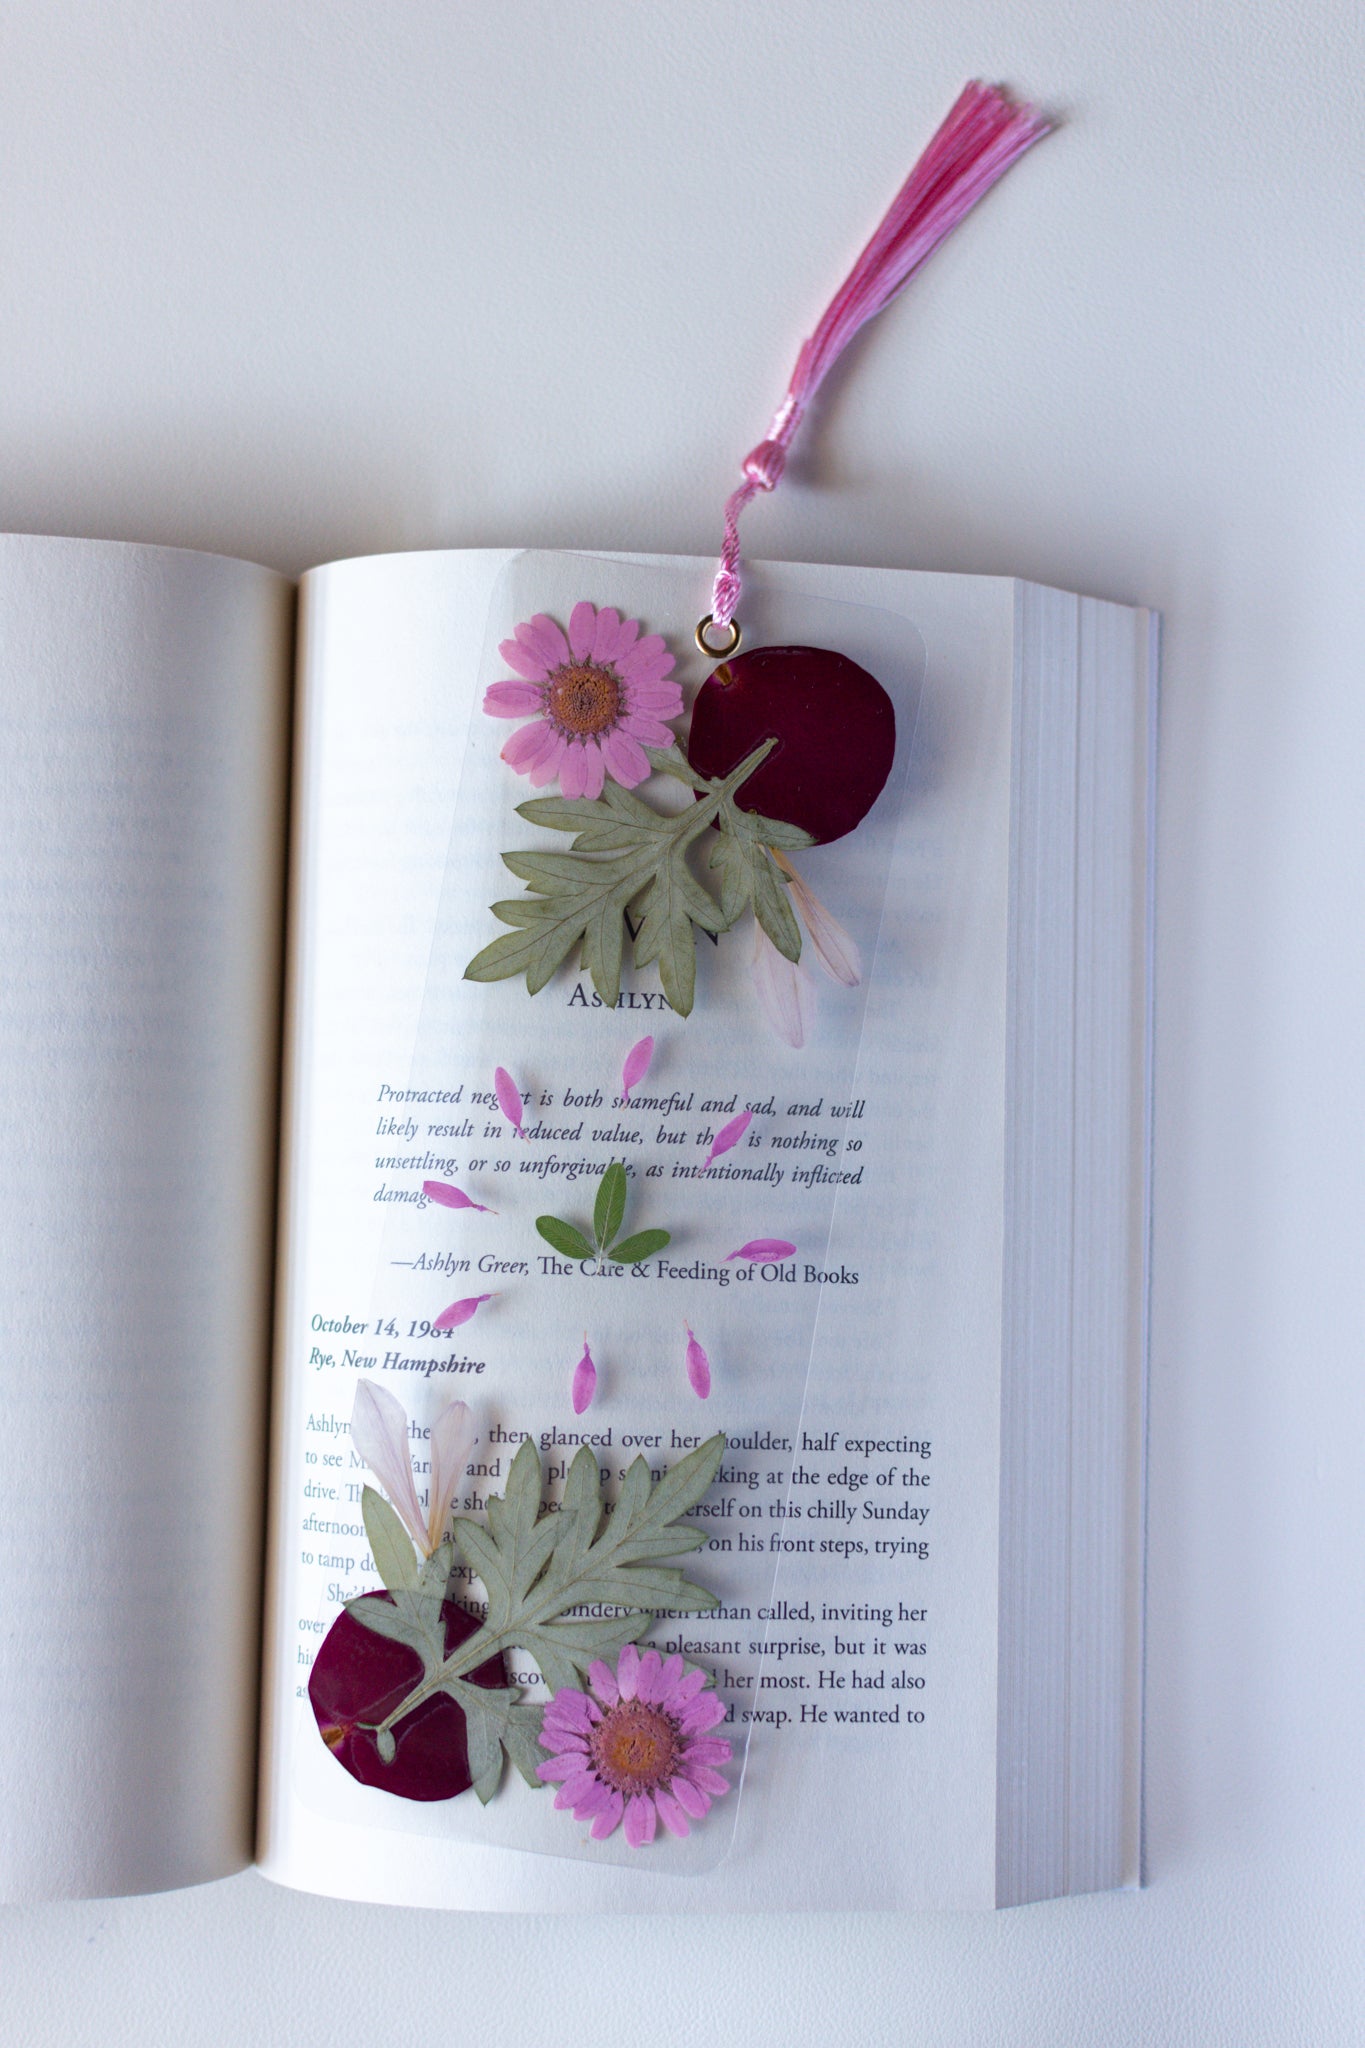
xmin=751 ymin=921 xmax=815 ymax=1047
xmin=426 ymin=1399 xmax=476 ymax=1553
xmin=778 ymin=858 xmax=862 ymax=987
xmin=349 ymin=1380 xmax=427 ymax=1550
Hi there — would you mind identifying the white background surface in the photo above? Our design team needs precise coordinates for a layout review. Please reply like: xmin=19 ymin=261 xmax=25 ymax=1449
xmin=1 ymin=2 xmax=1360 ymax=2041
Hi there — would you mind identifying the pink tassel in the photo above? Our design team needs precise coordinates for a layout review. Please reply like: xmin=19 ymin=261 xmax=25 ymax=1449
xmin=709 ymin=83 xmax=1051 ymax=631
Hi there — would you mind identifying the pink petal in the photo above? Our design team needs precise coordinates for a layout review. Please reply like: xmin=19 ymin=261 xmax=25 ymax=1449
xmin=617 ymin=1643 xmax=640 ymax=1699
xmin=678 ymin=1762 xmax=730 ymax=1799
xmin=622 ymin=682 xmax=686 ymax=712
xmin=554 ymin=1772 xmax=602 ymax=1811
xmin=634 ymin=1649 xmax=664 ymax=1702
xmin=671 ymin=1772 xmax=711 ymax=1819
xmin=544 ymin=1687 xmax=595 ymax=1731
xmin=600 ymin=726 xmax=651 ymax=788
xmin=621 ymin=1035 xmax=654 ymax=1104
xmin=571 ymin=1338 xmax=596 ymax=1414
xmin=568 ymin=600 xmax=598 ymax=661
xmin=677 ymin=1692 xmax=728 ymax=1735
xmin=423 ymin=1179 xmax=494 ymax=1214
xmin=651 ymin=1787 xmax=691 ymax=1838
xmin=425 ymin=1398 xmax=476 ymax=1552
xmin=527 ymin=730 xmax=568 ymax=786
xmin=497 ymin=636 xmax=552 ymax=682
xmin=587 ymin=1659 xmax=619 ymax=1706
xmin=500 ymin=717 xmax=557 ymax=772
xmin=655 ymin=1654 xmax=685 ymax=1701
xmin=702 ymin=1109 xmax=752 ymax=1171
xmin=624 ymin=1794 xmax=657 ymax=1847
xmin=685 ymin=1325 xmax=711 ymax=1399
xmin=671 ymin=1667 xmax=708 ymax=1703
xmin=517 ymin=614 xmax=570 ymax=669
xmin=726 ymin=1239 xmax=795 ymax=1261
xmin=679 ymin=1737 xmax=733 ymax=1766
xmin=620 ymin=713 xmax=677 ymax=749
xmin=560 ymin=740 xmax=590 ymax=799
xmin=494 ymin=1066 xmax=524 ymax=1133
xmin=786 ymin=867 xmax=862 ymax=987
xmin=751 ymin=923 xmax=814 ymax=1048
xmin=580 ymin=741 xmax=606 ymax=799
xmin=536 ymin=1753 xmax=587 ymax=1782
xmin=570 ymin=1781 xmax=612 ymax=1819
xmin=432 ymin=1292 xmax=493 ymax=1332
xmin=590 ymin=1789 xmax=624 ymax=1840
xmin=612 ymin=615 xmax=640 ymax=657
xmin=617 ymin=633 xmax=671 ymax=681
xmin=591 ymin=607 xmax=623 ymax=662
xmin=349 ymin=1380 xmax=427 ymax=1551
xmin=482 ymin=678 xmax=547 ymax=717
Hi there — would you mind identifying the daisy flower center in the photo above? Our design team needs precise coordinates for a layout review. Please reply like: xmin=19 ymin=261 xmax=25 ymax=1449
xmin=546 ymin=661 xmax=622 ymax=737
xmin=588 ymin=1699 xmax=679 ymax=1795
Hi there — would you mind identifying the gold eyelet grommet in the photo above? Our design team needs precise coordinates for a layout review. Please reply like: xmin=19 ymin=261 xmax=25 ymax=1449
xmin=695 ymin=614 xmax=742 ymax=660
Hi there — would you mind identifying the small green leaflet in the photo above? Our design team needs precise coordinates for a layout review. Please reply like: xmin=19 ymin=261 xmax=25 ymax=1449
xmin=536 ymin=1159 xmax=672 ymax=1268
xmin=349 ymin=1433 xmax=725 ymax=1802
xmin=465 ymin=741 xmax=790 ymax=1015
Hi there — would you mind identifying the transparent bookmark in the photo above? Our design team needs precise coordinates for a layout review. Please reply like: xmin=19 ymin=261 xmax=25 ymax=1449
xmin=295 ymin=550 xmax=925 ymax=1874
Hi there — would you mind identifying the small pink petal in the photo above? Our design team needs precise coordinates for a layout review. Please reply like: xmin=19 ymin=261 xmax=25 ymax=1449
xmin=483 ymin=678 xmax=547 ymax=717
xmin=685 ymin=1325 xmax=711 ymax=1400
xmin=422 ymin=1179 xmax=494 ymax=1214
xmin=752 ymin=923 xmax=814 ymax=1048
xmin=527 ymin=730 xmax=568 ymax=787
xmin=517 ymin=614 xmax=570 ymax=668
xmin=621 ymin=1035 xmax=654 ymax=1103
xmin=624 ymin=1794 xmax=656 ymax=1847
xmin=591 ymin=607 xmax=623 ymax=662
xmin=590 ymin=1789 xmax=624 ymax=1840
xmin=497 ymin=637 xmax=551 ymax=682
xmin=671 ymin=1773 xmax=711 ymax=1820
xmin=617 ymin=633 xmax=671 ymax=681
xmin=587 ymin=1659 xmax=619 ymax=1706
xmin=651 ymin=1786 xmax=691 ymax=1838
xmin=617 ymin=1643 xmax=640 ymax=1698
xmin=501 ymin=718 xmax=557 ymax=773
xmin=579 ymin=741 xmax=606 ymax=799
xmin=620 ymin=713 xmax=677 ymax=748
xmin=571 ymin=1338 xmax=597 ymax=1414
xmin=560 ymin=740 xmax=590 ymax=799
xmin=494 ymin=1066 xmax=524 ymax=1134
xmin=702 ymin=1109 xmax=752 ymax=1171
xmin=599 ymin=726 xmax=650 ymax=788
xmin=725 ymin=1239 xmax=795 ymax=1261
xmin=432 ymin=1292 xmax=493 ymax=1332
xmin=568 ymin=600 xmax=597 ymax=661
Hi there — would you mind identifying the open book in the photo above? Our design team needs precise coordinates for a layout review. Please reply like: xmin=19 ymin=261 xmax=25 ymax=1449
xmin=0 ymin=534 xmax=1153 ymax=1911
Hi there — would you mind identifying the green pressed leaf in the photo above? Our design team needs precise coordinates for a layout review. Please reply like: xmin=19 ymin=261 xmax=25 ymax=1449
xmin=593 ymin=1161 xmax=627 ymax=1250
xmin=466 ymin=741 xmax=776 ymax=1013
xmin=360 ymin=1487 xmax=418 ymax=1596
xmin=607 ymin=1228 xmax=670 ymax=1265
xmin=708 ymin=832 xmax=802 ymax=962
xmin=535 ymin=1215 xmax=595 ymax=1261
xmin=504 ymin=1702 xmax=551 ymax=1788
xmin=751 ymin=851 xmax=802 ymax=962
xmin=642 ymin=744 xmax=710 ymax=791
xmin=719 ymin=797 xmax=814 ymax=852
xmin=462 ymin=1697 xmax=506 ymax=1805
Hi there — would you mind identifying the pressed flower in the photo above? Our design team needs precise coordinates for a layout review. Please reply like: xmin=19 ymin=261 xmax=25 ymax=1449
xmin=483 ymin=602 xmax=683 ymax=795
xmin=536 ymin=1645 xmax=732 ymax=1846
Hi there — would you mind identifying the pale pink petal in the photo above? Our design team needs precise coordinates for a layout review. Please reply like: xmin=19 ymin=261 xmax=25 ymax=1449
xmin=568 ymin=601 xmax=598 ymax=661
xmin=536 ymin=1752 xmax=586 ymax=1782
xmin=671 ymin=1666 xmax=709 ymax=1703
xmin=423 ymin=1179 xmax=494 ymax=1214
xmin=624 ymin=1794 xmax=656 ymax=1847
xmin=494 ymin=1067 xmax=524 ymax=1133
xmin=677 ymin=1692 xmax=728 ymax=1735
xmin=483 ymin=678 xmax=547 ymax=717
xmin=590 ymin=1789 xmax=624 ymax=1840
xmin=634 ymin=1649 xmax=664 ymax=1702
xmin=703 ymin=1108 xmax=753 ymax=1171
xmin=620 ymin=713 xmax=677 ymax=748
xmin=501 ymin=718 xmax=558 ymax=772
xmin=349 ymin=1380 xmax=427 ymax=1550
xmin=570 ymin=1781 xmax=612 ymax=1819
xmin=587 ymin=1659 xmax=619 ymax=1707
xmin=652 ymin=1787 xmax=691 ymax=1838
xmin=544 ymin=1688 xmax=596 ymax=1731
xmin=579 ymin=741 xmax=606 ymax=799
xmin=600 ymin=727 xmax=651 ymax=788
xmin=617 ymin=1642 xmax=641 ymax=1699
xmin=612 ymin=615 xmax=640 ymax=657
xmin=671 ymin=1772 xmax=712 ymax=1819
xmin=571 ymin=1338 xmax=596 ymax=1414
xmin=617 ymin=634 xmax=671 ymax=681
xmin=527 ymin=731 xmax=568 ymax=787
xmin=425 ymin=1398 xmax=476 ymax=1552
xmin=554 ymin=1772 xmax=601 ymax=1811
xmin=655 ymin=1654 xmax=685 ymax=1702
xmin=751 ymin=922 xmax=815 ymax=1048
xmin=591 ymin=607 xmax=623 ymax=662
xmin=517 ymin=614 xmax=570 ymax=668
xmin=560 ymin=740 xmax=590 ymax=799
xmin=497 ymin=636 xmax=552 ymax=682
xmin=679 ymin=1737 xmax=733 ymax=1766
xmin=622 ymin=679 xmax=685 ymax=709
xmin=432 ymin=1292 xmax=493 ymax=1332
xmin=685 ymin=1325 xmax=711 ymax=1399
xmin=621 ymin=1035 xmax=654 ymax=1104
xmin=785 ymin=866 xmax=862 ymax=986
xmin=726 ymin=1239 xmax=796 ymax=1261
xmin=678 ymin=1762 xmax=731 ymax=1799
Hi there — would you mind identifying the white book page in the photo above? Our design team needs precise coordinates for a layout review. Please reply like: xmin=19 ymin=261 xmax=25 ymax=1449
xmin=259 ymin=549 xmax=1017 ymax=1911
xmin=0 ymin=537 xmax=292 ymax=1901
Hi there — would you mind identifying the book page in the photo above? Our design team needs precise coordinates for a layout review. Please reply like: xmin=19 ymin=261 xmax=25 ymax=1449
xmin=0 ymin=537 xmax=293 ymax=1901
xmin=259 ymin=549 xmax=1019 ymax=1910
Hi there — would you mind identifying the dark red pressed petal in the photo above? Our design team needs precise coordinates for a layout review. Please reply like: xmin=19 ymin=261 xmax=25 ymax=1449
xmin=686 ymin=645 xmax=896 ymax=845
xmin=308 ymin=1592 xmax=508 ymax=1802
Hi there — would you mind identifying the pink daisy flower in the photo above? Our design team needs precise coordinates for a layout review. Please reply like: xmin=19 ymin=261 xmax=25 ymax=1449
xmin=535 ymin=1644 xmax=732 ymax=1847
xmin=483 ymin=602 xmax=684 ymax=798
